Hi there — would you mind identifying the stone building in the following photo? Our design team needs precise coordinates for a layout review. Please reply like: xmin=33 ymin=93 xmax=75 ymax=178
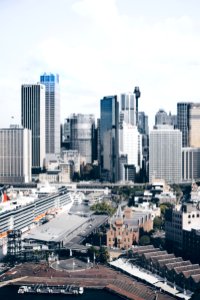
xmin=106 ymin=206 xmax=153 ymax=250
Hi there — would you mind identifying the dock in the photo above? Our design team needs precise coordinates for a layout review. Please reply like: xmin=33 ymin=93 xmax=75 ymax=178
xmin=0 ymin=262 xmax=177 ymax=300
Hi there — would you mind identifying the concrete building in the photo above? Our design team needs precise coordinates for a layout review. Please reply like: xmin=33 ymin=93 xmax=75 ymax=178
xmin=0 ymin=126 xmax=32 ymax=183
xmin=149 ymin=125 xmax=182 ymax=184
xmin=100 ymin=96 xmax=119 ymax=182
xmin=61 ymin=150 xmax=81 ymax=174
xmin=182 ymin=147 xmax=200 ymax=182
xmin=155 ymin=109 xmax=169 ymax=126
xmin=183 ymin=228 xmax=200 ymax=264
xmin=119 ymin=122 xmax=142 ymax=182
xmin=39 ymin=162 xmax=73 ymax=183
xmin=165 ymin=202 xmax=200 ymax=252
xmin=120 ymin=92 xmax=136 ymax=126
xmin=62 ymin=118 xmax=71 ymax=149
xmin=21 ymin=83 xmax=46 ymax=172
xmin=120 ymin=122 xmax=142 ymax=173
xmin=65 ymin=114 xmax=95 ymax=164
xmin=189 ymin=103 xmax=200 ymax=148
xmin=40 ymin=73 xmax=60 ymax=156
xmin=155 ymin=109 xmax=177 ymax=128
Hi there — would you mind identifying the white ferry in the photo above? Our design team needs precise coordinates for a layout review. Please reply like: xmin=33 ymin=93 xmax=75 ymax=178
xmin=18 ymin=284 xmax=84 ymax=295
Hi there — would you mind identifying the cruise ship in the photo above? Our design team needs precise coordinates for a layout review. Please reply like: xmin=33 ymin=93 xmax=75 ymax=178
xmin=0 ymin=184 xmax=74 ymax=246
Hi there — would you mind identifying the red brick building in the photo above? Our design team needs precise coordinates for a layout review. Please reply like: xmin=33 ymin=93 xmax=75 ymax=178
xmin=106 ymin=206 xmax=153 ymax=249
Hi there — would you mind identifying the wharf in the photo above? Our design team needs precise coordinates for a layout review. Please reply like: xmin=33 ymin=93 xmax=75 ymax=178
xmin=0 ymin=261 xmax=177 ymax=300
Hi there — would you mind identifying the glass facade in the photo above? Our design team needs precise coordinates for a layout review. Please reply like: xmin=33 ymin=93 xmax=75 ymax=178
xmin=40 ymin=73 xmax=60 ymax=155
xmin=100 ymin=96 xmax=119 ymax=182
xmin=21 ymin=84 xmax=45 ymax=170
xmin=65 ymin=114 xmax=95 ymax=164
xmin=120 ymin=93 xmax=136 ymax=126
xmin=177 ymin=102 xmax=191 ymax=147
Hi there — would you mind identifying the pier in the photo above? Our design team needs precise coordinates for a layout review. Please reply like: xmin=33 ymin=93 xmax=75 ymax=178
xmin=0 ymin=260 xmax=177 ymax=300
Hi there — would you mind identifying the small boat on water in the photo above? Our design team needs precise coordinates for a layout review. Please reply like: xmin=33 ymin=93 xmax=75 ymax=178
xmin=18 ymin=284 xmax=84 ymax=295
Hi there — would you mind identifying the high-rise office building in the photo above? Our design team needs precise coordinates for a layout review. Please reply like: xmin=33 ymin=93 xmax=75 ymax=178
xmin=21 ymin=84 xmax=46 ymax=172
xmin=149 ymin=125 xmax=182 ymax=184
xmin=0 ymin=126 xmax=32 ymax=183
xmin=119 ymin=122 xmax=142 ymax=173
xmin=65 ymin=114 xmax=95 ymax=164
xmin=120 ymin=93 xmax=136 ymax=126
xmin=138 ymin=112 xmax=149 ymax=135
xmin=177 ymin=102 xmax=191 ymax=147
xmin=100 ymin=96 xmax=119 ymax=182
xmin=155 ymin=109 xmax=177 ymax=128
xmin=155 ymin=109 xmax=170 ymax=125
xmin=119 ymin=122 xmax=142 ymax=182
xmin=40 ymin=73 xmax=60 ymax=156
xmin=182 ymin=147 xmax=200 ymax=182
xmin=189 ymin=103 xmax=200 ymax=148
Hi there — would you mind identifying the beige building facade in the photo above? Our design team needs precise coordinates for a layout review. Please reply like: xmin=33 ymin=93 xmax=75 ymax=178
xmin=189 ymin=103 xmax=200 ymax=147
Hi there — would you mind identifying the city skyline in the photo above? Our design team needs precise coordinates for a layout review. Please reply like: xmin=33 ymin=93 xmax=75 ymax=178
xmin=1 ymin=0 xmax=200 ymax=129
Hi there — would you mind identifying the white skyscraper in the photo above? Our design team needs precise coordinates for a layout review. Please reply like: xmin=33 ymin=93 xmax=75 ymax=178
xmin=0 ymin=126 xmax=32 ymax=183
xmin=149 ymin=125 xmax=182 ymax=184
xmin=119 ymin=122 xmax=142 ymax=173
xmin=120 ymin=93 xmax=136 ymax=126
xmin=21 ymin=84 xmax=46 ymax=172
xmin=40 ymin=73 xmax=60 ymax=156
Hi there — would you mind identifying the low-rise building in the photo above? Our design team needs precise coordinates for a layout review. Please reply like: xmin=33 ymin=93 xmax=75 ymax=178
xmin=183 ymin=228 xmax=200 ymax=264
xmin=131 ymin=245 xmax=200 ymax=292
xmin=165 ymin=195 xmax=200 ymax=256
xmin=106 ymin=206 xmax=153 ymax=250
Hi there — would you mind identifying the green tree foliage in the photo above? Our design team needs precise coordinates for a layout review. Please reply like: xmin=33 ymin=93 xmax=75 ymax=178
xmin=139 ymin=235 xmax=150 ymax=246
xmin=90 ymin=202 xmax=116 ymax=216
xmin=87 ymin=246 xmax=109 ymax=263
xmin=160 ymin=202 xmax=173 ymax=216
xmin=153 ymin=216 xmax=163 ymax=230
xmin=98 ymin=246 xmax=110 ymax=263
xmin=87 ymin=246 xmax=98 ymax=261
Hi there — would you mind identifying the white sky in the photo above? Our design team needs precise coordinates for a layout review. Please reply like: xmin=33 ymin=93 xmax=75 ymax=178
xmin=1 ymin=0 xmax=200 ymax=129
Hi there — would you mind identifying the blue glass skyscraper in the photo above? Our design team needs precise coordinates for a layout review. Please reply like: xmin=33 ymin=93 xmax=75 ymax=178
xmin=40 ymin=73 xmax=60 ymax=156
xmin=100 ymin=96 xmax=119 ymax=182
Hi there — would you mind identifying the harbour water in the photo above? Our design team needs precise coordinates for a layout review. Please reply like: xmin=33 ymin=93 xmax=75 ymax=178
xmin=0 ymin=286 xmax=122 ymax=300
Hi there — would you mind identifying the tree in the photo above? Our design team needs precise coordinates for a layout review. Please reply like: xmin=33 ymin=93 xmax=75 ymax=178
xmin=160 ymin=202 xmax=173 ymax=215
xmin=139 ymin=235 xmax=150 ymax=246
xmin=153 ymin=216 xmax=163 ymax=230
xmin=87 ymin=246 xmax=98 ymax=261
xmin=98 ymin=246 xmax=110 ymax=263
xmin=90 ymin=202 xmax=116 ymax=216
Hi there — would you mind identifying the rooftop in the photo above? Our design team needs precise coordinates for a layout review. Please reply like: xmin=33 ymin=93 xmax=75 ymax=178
xmin=25 ymin=212 xmax=89 ymax=243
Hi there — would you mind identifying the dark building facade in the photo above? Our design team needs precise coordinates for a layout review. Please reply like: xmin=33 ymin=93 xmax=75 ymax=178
xmin=100 ymin=96 xmax=119 ymax=182
xmin=177 ymin=102 xmax=191 ymax=147
xmin=21 ymin=84 xmax=45 ymax=172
